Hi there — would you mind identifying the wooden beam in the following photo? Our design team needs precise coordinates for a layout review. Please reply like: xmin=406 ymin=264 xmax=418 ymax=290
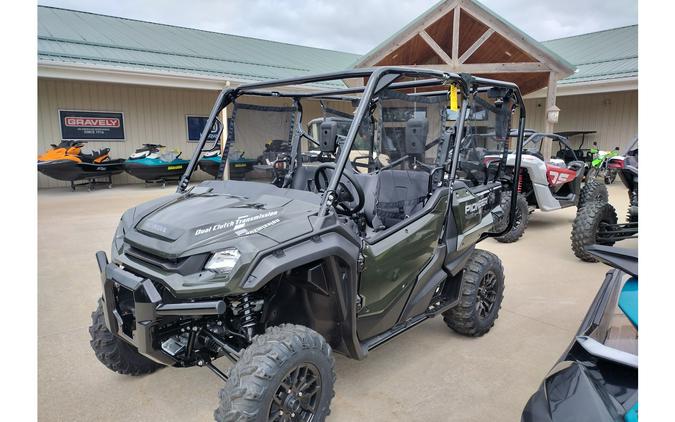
xmin=353 ymin=0 xmax=459 ymax=67
xmin=458 ymin=28 xmax=494 ymax=63
xmin=451 ymin=6 xmax=461 ymax=65
xmin=419 ymin=30 xmax=453 ymax=65
xmin=461 ymin=62 xmax=548 ymax=72
xmin=407 ymin=62 xmax=548 ymax=73
xmin=459 ymin=2 xmax=572 ymax=76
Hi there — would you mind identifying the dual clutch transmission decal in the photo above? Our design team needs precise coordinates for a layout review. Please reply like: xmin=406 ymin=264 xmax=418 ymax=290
xmin=194 ymin=211 xmax=280 ymax=237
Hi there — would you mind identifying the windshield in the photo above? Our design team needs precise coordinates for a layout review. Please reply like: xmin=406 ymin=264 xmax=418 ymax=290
xmin=224 ymin=87 xmax=450 ymax=183
xmin=229 ymin=101 xmax=297 ymax=163
xmin=587 ymin=273 xmax=638 ymax=356
xmin=378 ymin=89 xmax=446 ymax=166
xmin=315 ymin=87 xmax=449 ymax=174
xmin=452 ymin=89 xmax=516 ymax=187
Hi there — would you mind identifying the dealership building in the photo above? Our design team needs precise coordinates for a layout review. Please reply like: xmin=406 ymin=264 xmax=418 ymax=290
xmin=37 ymin=1 xmax=637 ymax=188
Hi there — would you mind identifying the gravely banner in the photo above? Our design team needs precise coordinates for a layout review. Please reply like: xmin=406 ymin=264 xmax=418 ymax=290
xmin=59 ymin=110 xmax=125 ymax=140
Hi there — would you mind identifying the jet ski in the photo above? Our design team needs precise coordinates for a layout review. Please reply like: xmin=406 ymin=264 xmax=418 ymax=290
xmin=37 ymin=140 xmax=125 ymax=190
xmin=123 ymin=144 xmax=189 ymax=185
xmin=198 ymin=149 xmax=257 ymax=180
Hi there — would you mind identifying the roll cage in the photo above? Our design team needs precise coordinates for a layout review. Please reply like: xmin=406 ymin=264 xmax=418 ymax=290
xmin=523 ymin=132 xmax=578 ymax=162
xmin=177 ymin=67 xmax=527 ymax=237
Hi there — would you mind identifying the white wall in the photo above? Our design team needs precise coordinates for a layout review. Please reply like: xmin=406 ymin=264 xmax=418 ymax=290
xmin=523 ymin=90 xmax=638 ymax=152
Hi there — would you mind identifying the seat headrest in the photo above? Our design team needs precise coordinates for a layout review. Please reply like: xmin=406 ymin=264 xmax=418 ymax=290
xmin=404 ymin=118 xmax=428 ymax=155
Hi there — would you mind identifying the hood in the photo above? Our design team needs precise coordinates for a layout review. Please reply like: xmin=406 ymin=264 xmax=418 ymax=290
xmin=124 ymin=181 xmax=321 ymax=257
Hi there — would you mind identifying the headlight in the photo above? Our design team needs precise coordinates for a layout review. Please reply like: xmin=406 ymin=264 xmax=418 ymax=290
xmin=205 ymin=248 xmax=240 ymax=275
xmin=111 ymin=221 xmax=126 ymax=256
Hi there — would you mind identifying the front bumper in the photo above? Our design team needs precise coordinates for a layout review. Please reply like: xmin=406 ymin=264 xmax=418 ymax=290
xmin=96 ymin=251 xmax=226 ymax=365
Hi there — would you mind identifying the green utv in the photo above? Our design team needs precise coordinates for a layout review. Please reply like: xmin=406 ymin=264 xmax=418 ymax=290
xmin=89 ymin=68 xmax=526 ymax=421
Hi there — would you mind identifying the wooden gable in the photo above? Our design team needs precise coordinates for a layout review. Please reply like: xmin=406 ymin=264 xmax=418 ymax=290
xmin=356 ymin=0 xmax=574 ymax=95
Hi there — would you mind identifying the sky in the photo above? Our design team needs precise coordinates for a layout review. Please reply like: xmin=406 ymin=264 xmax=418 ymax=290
xmin=37 ymin=0 xmax=637 ymax=54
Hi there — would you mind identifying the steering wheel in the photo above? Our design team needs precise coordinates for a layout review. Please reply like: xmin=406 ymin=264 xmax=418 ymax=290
xmin=313 ymin=163 xmax=365 ymax=215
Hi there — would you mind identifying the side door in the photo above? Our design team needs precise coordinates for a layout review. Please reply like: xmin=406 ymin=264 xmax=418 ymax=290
xmin=356 ymin=188 xmax=449 ymax=340
xmin=448 ymin=180 xmax=502 ymax=251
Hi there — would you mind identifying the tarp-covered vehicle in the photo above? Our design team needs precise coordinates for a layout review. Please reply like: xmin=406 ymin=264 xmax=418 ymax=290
xmin=522 ymin=245 xmax=638 ymax=421
xmin=88 ymin=67 xmax=527 ymax=421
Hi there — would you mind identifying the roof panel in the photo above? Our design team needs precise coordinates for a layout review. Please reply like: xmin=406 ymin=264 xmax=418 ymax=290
xmin=37 ymin=5 xmax=360 ymax=86
xmin=37 ymin=5 xmax=637 ymax=88
xmin=542 ymin=25 xmax=637 ymax=84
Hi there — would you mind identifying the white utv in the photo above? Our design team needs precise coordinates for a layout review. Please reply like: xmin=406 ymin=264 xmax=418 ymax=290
xmin=488 ymin=131 xmax=608 ymax=242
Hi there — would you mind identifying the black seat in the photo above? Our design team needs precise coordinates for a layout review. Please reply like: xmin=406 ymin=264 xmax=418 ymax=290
xmin=556 ymin=149 xmax=577 ymax=163
xmin=567 ymin=160 xmax=585 ymax=178
xmin=358 ymin=117 xmax=433 ymax=229
xmin=290 ymin=165 xmax=319 ymax=191
xmin=359 ymin=170 xmax=429 ymax=230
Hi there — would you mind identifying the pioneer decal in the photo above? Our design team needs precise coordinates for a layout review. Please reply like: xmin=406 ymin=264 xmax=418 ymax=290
xmin=59 ymin=110 xmax=125 ymax=140
xmin=194 ymin=211 xmax=279 ymax=236
xmin=465 ymin=196 xmax=489 ymax=215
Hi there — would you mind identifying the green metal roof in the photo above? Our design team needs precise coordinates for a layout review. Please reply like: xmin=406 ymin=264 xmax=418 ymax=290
xmin=38 ymin=6 xmax=360 ymax=86
xmin=542 ymin=25 xmax=637 ymax=84
xmin=38 ymin=5 xmax=636 ymax=89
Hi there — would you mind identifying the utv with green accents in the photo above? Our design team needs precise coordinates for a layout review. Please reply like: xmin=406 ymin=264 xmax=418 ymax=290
xmin=89 ymin=68 xmax=526 ymax=421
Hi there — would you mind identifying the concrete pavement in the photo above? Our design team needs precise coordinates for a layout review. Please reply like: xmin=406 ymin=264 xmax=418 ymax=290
xmin=37 ymin=182 xmax=636 ymax=421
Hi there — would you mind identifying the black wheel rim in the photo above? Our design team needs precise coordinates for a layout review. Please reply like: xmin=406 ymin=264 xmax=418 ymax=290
xmin=269 ymin=363 xmax=322 ymax=422
xmin=476 ymin=271 xmax=498 ymax=320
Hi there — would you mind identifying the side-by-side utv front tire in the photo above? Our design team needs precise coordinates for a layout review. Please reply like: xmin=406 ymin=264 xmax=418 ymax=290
xmin=442 ymin=250 xmax=505 ymax=337
xmin=215 ymin=324 xmax=335 ymax=422
xmin=495 ymin=191 xmax=528 ymax=243
xmin=578 ymin=179 xmax=609 ymax=209
xmin=571 ymin=201 xmax=618 ymax=262
xmin=89 ymin=302 xmax=163 ymax=375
